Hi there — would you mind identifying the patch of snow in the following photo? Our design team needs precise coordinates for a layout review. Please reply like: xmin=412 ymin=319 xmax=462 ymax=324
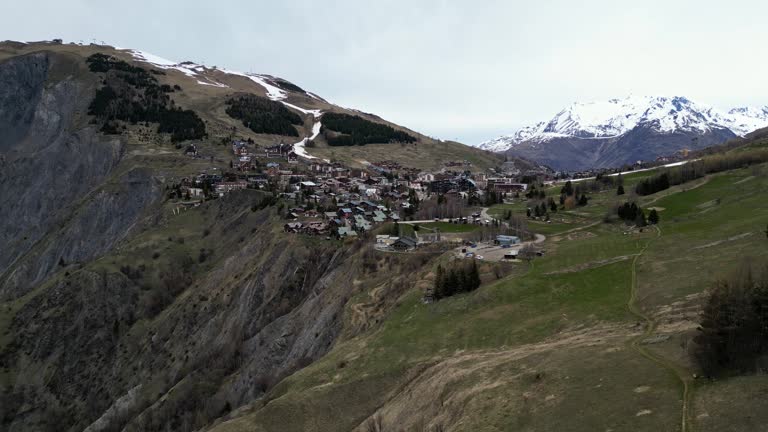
xmin=292 ymin=118 xmax=323 ymax=160
xmin=196 ymin=79 xmax=228 ymax=88
xmin=123 ymin=49 xmax=229 ymax=88
xmin=245 ymin=74 xmax=286 ymax=101
xmin=283 ymin=102 xmax=322 ymax=118
xmin=310 ymin=120 xmax=322 ymax=140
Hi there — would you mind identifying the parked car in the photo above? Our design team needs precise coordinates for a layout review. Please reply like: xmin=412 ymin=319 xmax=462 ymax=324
xmin=465 ymin=253 xmax=474 ymax=258
xmin=476 ymin=255 xmax=484 ymax=260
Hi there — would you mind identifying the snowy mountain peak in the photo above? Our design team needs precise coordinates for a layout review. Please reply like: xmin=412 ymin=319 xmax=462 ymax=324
xmin=479 ymin=95 xmax=768 ymax=151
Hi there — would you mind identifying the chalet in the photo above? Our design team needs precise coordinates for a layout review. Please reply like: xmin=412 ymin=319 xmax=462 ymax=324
xmin=391 ymin=236 xmax=417 ymax=252
xmin=338 ymin=208 xmax=353 ymax=219
xmin=324 ymin=211 xmax=338 ymax=220
xmin=232 ymin=141 xmax=249 ymax=156
xmin=287 ymin=151 xmax=299 ymax=164
xmin=417 ymin=172 xmax=435 ymax=183
xmin=338 ymin=227 xmax=357 ymax=238
xmin=305 ymin=221 xmax=328 ymax=234
xmin=265 ymin=143 xmax=291 ymax=158
xmin=284 ymin=222 xmax=303 ymax=233
xmin=215 ymin=181 xmax=248 ymax=195
xmin=376 ymin=235 xmax=398 ymax=247
xmin=300 ymin=181 xmax=318 ymax=190
xmin=353 ymin=215 xmax=372 ymax=231
xmin=372 ymin=210 xmax=387 ymax=223
xmin=236 ymin=156 xmax=252 ymax=171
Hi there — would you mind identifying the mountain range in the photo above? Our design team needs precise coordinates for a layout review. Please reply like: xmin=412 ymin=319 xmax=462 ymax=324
xmin=479 ymin=95 xmax=768 ymax=171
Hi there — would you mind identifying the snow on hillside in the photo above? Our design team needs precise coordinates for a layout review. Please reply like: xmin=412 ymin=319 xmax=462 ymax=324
xmin=126 ymin=49 xmax=228 ymax=88
xmin=123 ymin=48 xmax=327 ymax=160
xmin=479 ymin=95 xmax=768 ymax=152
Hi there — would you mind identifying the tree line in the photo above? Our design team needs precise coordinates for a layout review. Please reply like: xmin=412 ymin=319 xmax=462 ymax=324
xmin=433 ymin=261 xmax=481 ymax=300
xmin=86 ymin=53 xmax=206 ymax=142
xmin=322 ymin=112 xmax=417 ymax=146
xmin=225 ymin=94 xmax=302 ymax=136
xmin=636 ymin=149 xmax=768 ymax=196
xmin=615 ymin=201 xmax=659 ymax=226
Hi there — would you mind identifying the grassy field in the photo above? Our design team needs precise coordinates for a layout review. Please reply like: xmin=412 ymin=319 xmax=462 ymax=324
xmin=211 ymin=162 xmax=768 ymax=432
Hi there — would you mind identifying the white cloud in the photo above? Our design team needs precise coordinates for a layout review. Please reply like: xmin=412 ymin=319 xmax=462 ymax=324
xmin=2 ymin=0 xmax=766 ymax=144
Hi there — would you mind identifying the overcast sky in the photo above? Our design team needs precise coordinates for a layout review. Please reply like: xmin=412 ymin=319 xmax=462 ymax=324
xmin=3 ymin=0 xmax=767 ymax=144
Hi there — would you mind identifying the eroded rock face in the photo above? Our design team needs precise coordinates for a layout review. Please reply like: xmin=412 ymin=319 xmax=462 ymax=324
xmin=0 ymin=49 xmax=430 ymax=432
xmin=0 ymin=52 xmax=156 ymax=300
xmin=0 ymin=194 xmax=364 ymax=432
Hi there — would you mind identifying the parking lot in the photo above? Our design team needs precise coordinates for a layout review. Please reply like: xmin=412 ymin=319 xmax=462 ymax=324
xmin=454 ymin=241 xmax=521 ymax=262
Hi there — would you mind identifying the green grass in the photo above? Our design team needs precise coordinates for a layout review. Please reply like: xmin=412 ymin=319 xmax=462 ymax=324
xmin=211 ymin=164 xmax=768 ymax=432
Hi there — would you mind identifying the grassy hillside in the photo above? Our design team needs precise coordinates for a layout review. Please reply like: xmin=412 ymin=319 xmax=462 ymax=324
xmin=210 ymin=159 xmax=768 ymax=431
xmin=0 ymin=41 xmax=505 ymax=172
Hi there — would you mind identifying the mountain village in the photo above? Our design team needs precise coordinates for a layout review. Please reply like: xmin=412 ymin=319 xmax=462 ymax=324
xmin=170 ymin=138 xmax=533 ymax=251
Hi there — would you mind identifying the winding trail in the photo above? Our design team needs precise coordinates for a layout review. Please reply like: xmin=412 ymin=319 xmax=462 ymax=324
xmin=627 ymin=225 xmax=693 ymax=432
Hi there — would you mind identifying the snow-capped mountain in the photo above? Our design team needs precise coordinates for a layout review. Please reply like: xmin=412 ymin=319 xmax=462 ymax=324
xmin=480 ymin=96 xmax=768 ymax=151
xmin=478 ymin=96 xmax=768 ymax=170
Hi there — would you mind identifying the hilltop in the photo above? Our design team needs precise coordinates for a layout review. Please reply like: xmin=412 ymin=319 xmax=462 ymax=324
xmin=0 ymin=40 xmax=508 ymax=172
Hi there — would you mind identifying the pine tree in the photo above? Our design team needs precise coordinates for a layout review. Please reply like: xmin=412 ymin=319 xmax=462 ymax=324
xmin=457 ymin=267 xmax=470 ymax=293
xmin=444 ymin=269 xmax=459 ymax=297
xmin=561 ymin=180 xmax=574 ymax=196
xmin=617 ymin=184 xmax=625 ymax=195
xmin=469 ymin=260 xmax=481 ymax=291
xmin=635 ymin=208 xmax=647 ymax=227
xmin=648 ymin=209 xmax=659 ymax=225
xmin=434 ymin=265 xmax=445 ymax=299
xmin=548 ymin=197 xmax=557 ymax=212
xmin=578 ymin=194 xmax=588 ymax=206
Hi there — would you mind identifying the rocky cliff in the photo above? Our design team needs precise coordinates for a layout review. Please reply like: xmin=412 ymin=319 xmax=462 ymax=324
xmin=0 ymin=45 xmax=442 ymax=432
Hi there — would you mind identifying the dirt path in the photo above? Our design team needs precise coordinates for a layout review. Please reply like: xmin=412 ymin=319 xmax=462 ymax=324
xmin=642 ymin=177 xmax=711 ymax=208
xmin=627 ymin=225 xmax=693 ymax=432
xmin=551 ymin=220 xmax=601 ymax=237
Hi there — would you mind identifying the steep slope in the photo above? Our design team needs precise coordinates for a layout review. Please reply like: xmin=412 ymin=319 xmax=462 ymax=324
xmin=0 ymin=40 xmax=491 ymax=432
xmin=0 ymin=49 xmax=156 ymax=301
xmin=479 ymin=96 xmax=768 ymax=170
xmin=206 ymin=146 xmax=768 ymax=432
xmin=1 ymin=41 xmax=504 ymax=172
